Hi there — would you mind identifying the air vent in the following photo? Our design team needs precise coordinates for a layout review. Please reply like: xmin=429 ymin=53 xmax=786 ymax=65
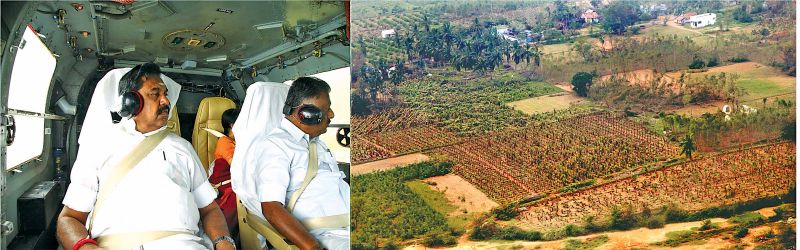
xmin=187 ymin=38 xmax=202 ymax=46
xmin=171 ymin=37 xmax=184 ymax=45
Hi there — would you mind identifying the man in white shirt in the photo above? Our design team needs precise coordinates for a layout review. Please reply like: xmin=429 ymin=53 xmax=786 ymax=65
xmin=238 ymin=77 xmax=349 ymax=250
xmin=56 ymin=63 xmax=234 ymax=250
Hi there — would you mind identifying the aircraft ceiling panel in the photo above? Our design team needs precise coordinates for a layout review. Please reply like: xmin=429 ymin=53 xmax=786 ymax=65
xmin=98 ymin=1 xmax=345 ymax=70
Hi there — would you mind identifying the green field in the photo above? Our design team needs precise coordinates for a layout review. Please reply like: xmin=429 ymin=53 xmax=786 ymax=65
xmin=540 ymin=43 xmax=572 ymax=55
xmin=644 ymin=25 xmax=703 ymax=38
xmin=352 ymin=161 xmax=456 ymax=248
xmin=696 ymin=62 xmax=795 ymax=100
xmin=406 ymin=180 xmax=474 ymax=229
xmin=406 ymin=180 xmax=456 ymax=215
xmin=738 ymin=79 xmax=795 ymax=99
xmin=399 ymin=72 xmax=563 ymax=135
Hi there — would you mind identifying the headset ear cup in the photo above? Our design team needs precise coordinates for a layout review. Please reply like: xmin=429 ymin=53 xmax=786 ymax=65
xmin=297 ymin=105 xmax=323 ymax=125
xmin=119 ymin=91 xmax=144 ymax=118
xmin=132 ymin=91 xmax=144 ymax=116
xmin=283 ymin=104 xmax=292 ymax=116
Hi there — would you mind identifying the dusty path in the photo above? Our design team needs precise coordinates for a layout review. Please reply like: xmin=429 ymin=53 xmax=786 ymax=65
xmin=351 ymin=153 xmax=429 ymax=175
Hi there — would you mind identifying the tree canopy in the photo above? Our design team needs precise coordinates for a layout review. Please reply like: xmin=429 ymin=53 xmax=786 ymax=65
xmin=571 ymin=72 xmax=593 ymax=97
xmin=601 ymin=1 xmax=640 ymax=35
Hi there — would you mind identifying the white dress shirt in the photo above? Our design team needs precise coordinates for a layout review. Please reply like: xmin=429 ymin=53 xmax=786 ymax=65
xmin=238 ymin=118 xmax=350 ymax=238
xmin=63 ymin=118 xmax=217 ymax=248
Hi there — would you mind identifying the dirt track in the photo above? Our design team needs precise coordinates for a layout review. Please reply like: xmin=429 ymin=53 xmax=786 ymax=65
xmin=423 ymin=174 xmax=499 ymax=215
xmin=351 ymin=153 xmax=429 ymax=175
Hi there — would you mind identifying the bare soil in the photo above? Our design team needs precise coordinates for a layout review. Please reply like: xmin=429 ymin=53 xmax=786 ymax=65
xmin=351 ymin=153 xmax=430 ymax=176
xmin=507 ymin=93 xmax=588 ymax=115
xmin=422 ymin=174 xmax=499 ymax=216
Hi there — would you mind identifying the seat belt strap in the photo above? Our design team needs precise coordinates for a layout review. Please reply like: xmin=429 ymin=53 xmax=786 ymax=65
xmin=286 ymin=140 xmax=318 ymax=212
xmin=96 ymin=230 xmax=191 ymax=249
xmin=88 ymin=130 xmax=168 ymax=234
xmin=300 ymin=214 xmax=349 ymax=230
xmin=244 ymin=211 xmax=300 ymax=250
xmin=212 ymin=179 xmax=232 ymax=189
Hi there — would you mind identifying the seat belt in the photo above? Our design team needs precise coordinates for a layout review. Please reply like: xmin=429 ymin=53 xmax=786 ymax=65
xmin=286 ymin=140 xmax=319 ymax=212
xmin=242 ymin=140 xmax=347 ymax=250
xmin=96 ymin=231 xmax=187 ymax=249
xmin=86 ymin=130 xmax=190 ymax=247
xmin=285 ymin=140 xmax=348 ymax=229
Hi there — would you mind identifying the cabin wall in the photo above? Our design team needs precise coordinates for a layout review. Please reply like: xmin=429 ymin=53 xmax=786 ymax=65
xmin=0 ymin=2 xmax=90 ymax=245
xmin=263 ymin=43 xmax=350 ymax=83
xmin=1 ymin=122 xmax=56 ymax=248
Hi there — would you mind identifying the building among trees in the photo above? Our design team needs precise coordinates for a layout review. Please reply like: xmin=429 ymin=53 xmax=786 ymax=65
xmin=687 ymin=13 xmax=717 ymax=28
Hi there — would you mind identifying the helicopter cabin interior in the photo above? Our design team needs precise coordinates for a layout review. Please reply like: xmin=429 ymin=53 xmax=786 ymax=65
xmin=0 ymin=1 xmax=351 ymax=249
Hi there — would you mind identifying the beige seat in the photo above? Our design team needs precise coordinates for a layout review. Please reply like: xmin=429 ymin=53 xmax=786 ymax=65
xmin=192 ymin=97 xmax=236 ymax=171
xmin=238 ymin=198 xmax=299 ymax=250
xmin=230 ymin=82 xmax=298 ymax=250
xmin=166 ymin=109 xmax=181 ymax=136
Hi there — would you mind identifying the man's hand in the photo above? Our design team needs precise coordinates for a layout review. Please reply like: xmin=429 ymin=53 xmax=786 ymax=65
xmin=198 ymin=203 xmax=232 ymax=250
xmin=214 ymin=240 xmax=235 ymax=250
xmin=261 ymin=201 xmax=318 ymax=250
xmin=56 ymin=206 xmax=93 ymax=250
xmin=311 ymin=240 xmax=325 ymax=250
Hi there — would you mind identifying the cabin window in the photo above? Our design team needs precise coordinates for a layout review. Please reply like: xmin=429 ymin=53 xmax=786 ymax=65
xmin=6 ymin=25 xmax=57 ymax=169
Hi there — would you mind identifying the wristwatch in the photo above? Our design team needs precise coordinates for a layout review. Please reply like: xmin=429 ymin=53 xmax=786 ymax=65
xmin=212 ymin=235 xmax=236 ymax=249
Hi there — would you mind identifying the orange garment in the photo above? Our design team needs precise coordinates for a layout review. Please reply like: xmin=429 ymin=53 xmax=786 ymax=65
xmin=214 ymin=136 xmax=235 ymax=164
xmin=209 ymin=158 xmax=237 ymax=231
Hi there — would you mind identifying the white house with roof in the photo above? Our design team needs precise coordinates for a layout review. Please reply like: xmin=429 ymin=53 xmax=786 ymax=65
xmin=580 ymin=9 xmax=601 ymax=23
xmin=686 ymin=13 xmax=716 ymax=28
xmin=495 ymin=27 xmax=518 ymax=42
xmin=381 ymin=29 xmax=396 ymax=38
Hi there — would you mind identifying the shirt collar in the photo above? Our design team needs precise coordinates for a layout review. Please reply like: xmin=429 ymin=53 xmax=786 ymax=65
xmin=119 ymin=117 xmax=167 ymax=138
xmin=280 ymin=117 xmax=313 ymax=143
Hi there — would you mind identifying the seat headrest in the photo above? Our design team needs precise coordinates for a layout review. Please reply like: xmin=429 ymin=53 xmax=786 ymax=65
xmin=231 ymin=82 xmax=290 ymax=144
xmin=230 ymin=82 xmax=290 ymax=200
xmin=79 ymin=68 xmax=181 ymax=146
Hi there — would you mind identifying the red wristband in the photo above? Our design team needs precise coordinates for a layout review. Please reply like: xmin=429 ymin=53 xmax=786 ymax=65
xmin=72 ymin=237 xmax=98 ymax=250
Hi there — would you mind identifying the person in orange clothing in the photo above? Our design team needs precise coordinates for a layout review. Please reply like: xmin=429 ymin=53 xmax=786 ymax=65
xmin=215 ymin=108 xmax=239 ymax=164
xmin=210 ymin=108 xmax=239 ymax=233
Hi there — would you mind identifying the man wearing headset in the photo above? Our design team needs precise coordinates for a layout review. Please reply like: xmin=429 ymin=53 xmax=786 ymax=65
xmin=240 ymin=77 xmax=349 ymax=250
xmin=56 ymin=63 xmax=234 ymax=249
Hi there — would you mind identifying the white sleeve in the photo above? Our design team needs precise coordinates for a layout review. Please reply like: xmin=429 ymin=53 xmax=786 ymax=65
xmin=62 ymin=144 xmax=104 ymax=212
xmin=185 ymin=142 xmax=217 ymax=208
xmin=255 ymin=140 xmax=292 ymax=205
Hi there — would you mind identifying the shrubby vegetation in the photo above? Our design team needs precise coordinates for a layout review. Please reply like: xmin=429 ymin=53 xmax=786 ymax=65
xmin=351 ymin=161 xmax=455 ymax=249
xmin=660 ymin=99 xmax=795 ymax=150
xmin=398 ymin=72 xmax=562 ymax=136
xmin=482 ymin=190 xmax=796 ymax=244
xmin=589 ymin=71 xmax=743 ymax=113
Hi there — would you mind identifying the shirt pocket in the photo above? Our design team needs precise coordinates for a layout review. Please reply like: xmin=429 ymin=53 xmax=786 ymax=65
xmin=160 ymin=149 xmax=192 ymax=190
xmin=317 ymin=149 xmax=339 ymax=172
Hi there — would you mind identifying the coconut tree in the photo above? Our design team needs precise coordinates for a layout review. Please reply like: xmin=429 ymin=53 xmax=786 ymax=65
xmin=680 ymin=134 xmax=696 ymax=160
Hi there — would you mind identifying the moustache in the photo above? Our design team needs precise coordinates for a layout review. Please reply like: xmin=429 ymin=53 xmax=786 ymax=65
xmin=157 ymin=105 xmax=170 ymax=115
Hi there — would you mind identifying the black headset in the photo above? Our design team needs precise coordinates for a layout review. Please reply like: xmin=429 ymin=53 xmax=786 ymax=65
xmin=117 ymin=66 xmax=146 ymax=118
xmin=283 ymin=102 xmax=324 ymax=125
